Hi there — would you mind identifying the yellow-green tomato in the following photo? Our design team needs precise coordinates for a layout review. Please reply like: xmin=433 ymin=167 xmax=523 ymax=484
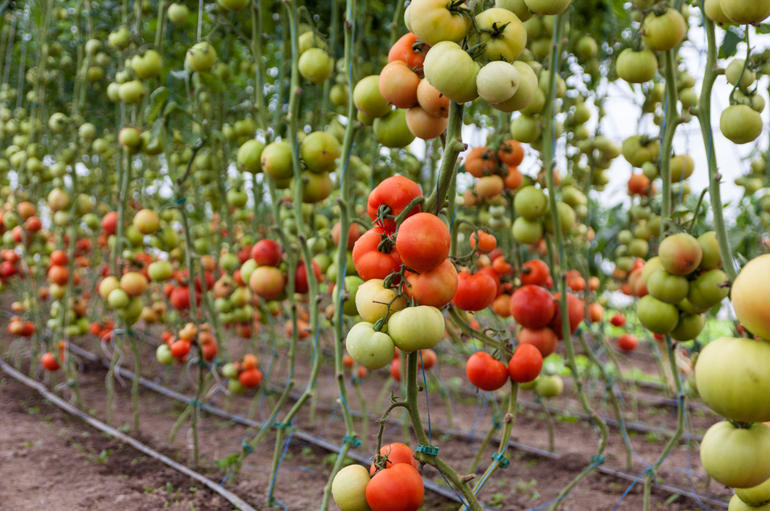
xmin=492 ymin=61 xmax=538 ymax=112
xmin=299 ymin=48 xmax=334 ymax=83
xmin=423 ymin=41 xmax=479 ymax=104
xmin=345 ymin=322 xmax=395 ymax=370
xmin=237 ymin=139 xmax=265 ymax=173
xmin=477 ymin=61 xmax=520 ymax=104
xmin=333 ymin=276 xmax=364 ymax=316
xmin=331 ymin=464 xmax=371 ymax=511
xmin=736 ymin=477 xmax=770 ymax=507
xmin=476 ymin=8 xmax=527 ymax=61
xmin=353 ymin=76 xmax=391 ymax=118
xmin=186 ymin=42 xmax=217 ymax=73
xmin=535 ymin=374 xmax=564 ymax=397
xmin=373 ymin=109 xmax=415 ymax=148
xmin=355 ymin=279 xmax=406 ymax=323
xmin=700 ymin=421 xmax=770 ymax=489
xmin=404 ymin=0 xmax=470 ymax=45
xmin=695 ymin=337 xmax=770 ymax=423
xmin=387 ymin=305 xmax=444 ymax=353
xmin=729 ymin=493 xmax=770 ymax=511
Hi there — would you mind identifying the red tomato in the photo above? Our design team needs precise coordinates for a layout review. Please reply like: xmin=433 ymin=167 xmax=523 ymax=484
xmin=47 ymin=265 xmax=69 ymax=286
xmin=418 ymin=349 xmax=437 ymax=370
xmin=520 ymin=259 xmax=550 ymax=286
xmin=452 ymin=271 xmax=498 ymax=311
xmin=170 ymin=287 xmax=191 ymax=310
xmin=366 ymin=463 xmax=424 ymax=511
xmin=403 ymin=259 xmax=458 ymax=308
xmin=50 ymin=250 xmax=69 ymax=266
xmin=367 ymin=176 xmax=422 ymax=232
xmin=518 ymin=327 xmax=558 ymax=357
xmin=102 ymin=211 xmax=118 ymax=235
xmin=492 ymin=256 xmax=512 ymax=275
xmin=510 ymin=285 xmax=555 ymax=328
xmin=479 ymin=266 xmax=502 ymax=296
xmin=170 ymin=340 xmax=191 ymax=358
xmin=332 ymin=222 xmax=363 ymax=249
xmin=390 ymin=358 xmax=401 ymax=382
xmin=369 ymin=442 xmax=419 ymax=475
xmin=508 ymin=344 xmax=543 ymax=383
xmin=41 ymin=352 xmax=60 ymax=371
xmin=352 ymin=227 xmax=403 ymax=281
xmin=465 ymin=352 xmax=509 ymax=391
xmin=201 ymin=341 xmax=218 ymax=361
xmin=239 ymin=367 xmax=263 ymax=388
xmin=251 ymin=239 xmax=282 ymax=266
xmin=549 ymin=293 xmax=585 ymax=339
xmin=617 ymin=333 xmax=638 ymax=352
xmin=395 ymin=213 xmax=449 ymax=273
xmin=610 ymin=313 xmax=626 ymax=327
xmin=295 ymin=259 xmax=322 ymax=294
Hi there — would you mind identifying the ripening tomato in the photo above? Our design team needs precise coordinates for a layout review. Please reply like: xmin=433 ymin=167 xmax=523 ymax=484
xmin=465 ymin=352 xmax=509 ymax=391
xmin=498 ymin=139 xmax=524 ymax=166
xmin=352 ymin=227 xmax=403 ymax=281
xmin=170 ymin=286 xmax=191 ymax=310
xmin=470 ymin=230 xmax=497 ymax=252
xmin=251 ymin=239 xmax=282 ymax=266
xmin=250 ymin=266 xmax=286 ymax=300
xmin=610 ymin=313 xmax=626 ymax=327
xmin=388 ymin=32 xmax=429 ymax=75
xmin=395 ymin=213 xmax=449 ymax=273
xmin=170 ymin=339 xmax=191 ymax=358
xmin=332 ymin=222 xmax=363 ymax=250
xmin=453 ymin=271 xmax=497 ymax=311
xmin=390 ymin=358 xmax=401 ymax=381
xmin=520 ymin=259 xmax=550 ymax=286
xmin=518 ymin=327 xmax=558 ymax=357
xmin=492 ymin=294 xmax=511 ymax=317
xmin=419 ymin=349 xmax=437 ymax=369
xmin=332 ymin=465 xmax=371 ymax=511
xmin=403 ymin=259 xmax=458 ymax=308
xmin=367 ymin=176 xmax=422 ymax=232
xmin=510 ymin=285 xmax=554 ymax=328
xmin=47 ymin=265 xmax=69 ymax=285
xmin=508 ymin=343 xmax=543 ymax=383
xmin=369 ymin=442 xmax=419 ymax=475
xmin=365 ymin=463 xmax=424 ymax=511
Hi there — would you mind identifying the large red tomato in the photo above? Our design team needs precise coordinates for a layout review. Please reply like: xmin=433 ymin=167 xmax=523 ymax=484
xmin=510 ymin=285 xmax=555 ymax=328
xmin=352 ymin=227 xmax=403 ymax=281
xmin=395 ymin=213 xmax=449 ymax=272
xmin=465 ymin=352 xmax=509 ymax=391
xmin=366 ymin=463 xmax=424 ymax=511
xmin=452 ymin=271 xmax=497 ymax=311
xmin=367 ymin=176 xmax=422 ymax=232
xmin=404 ymin=259 xmax=457 ymax=307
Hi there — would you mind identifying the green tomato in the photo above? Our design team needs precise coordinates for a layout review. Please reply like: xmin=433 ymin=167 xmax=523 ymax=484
xmin=186 ymin=42 xmax=217 ymax=73
xmin=300 ymin=131 xmax=341 ymax=173
xmin=688 ymin=269 xmax=729 ymax=310
xmin=298 ymin=48 xmax=334 ymax=83
xmin=475 ymin=8 xmax=527 ymax=61
xmin=228 ymin=378 xmax=246 ymax=394
xmin=700 ymin=421 xmax=770 ymax=489
xmin=514 ymin=185 xmax=548 ymax=219
xmin=237 ymin=139 xmax=265 ymax=173
xmin=221 ymin=362 xmax=239 ymax=380
xmin=333 ymin=276 xmax=364 ymax=316
xmin=373 ymin=109 xmax=415 ymax=149
xmin=512 ymin=216 xmax=543 ymax=245
xmin=387 ymin=305 xmax=445 ymax=353
xmin=423 ymin=41 xmax=479 ymax=104
xmin=636 ymin=295 xmax=679 ymax=334
xmin=696 ymin=337 xmax=770 ymax=423
xmin=729 ymin=493 xmax=770 ymax=511
xmin=345 ymin=322 xmax=395 ymax=370
xmin=156 ymin=344 xmax=174 ymax=365
xmin=353 ymin=75 xmax=390 ymax=118
xmin=670 ymin=313 xmax=705 ymax=341
xmin=535 ymin=375 xmax=564 ymax=397
xmin=646 ymin=268 xmax=689 ymax=304
xmin=148 ymin=260 xmax=173 ymax=282
xmin=697 ymin=231 xmax=722 ymax=270
xmin=108 ymin=288 xmax=130 ymax=309
xmin=331 ymin=465 xmax=371 ymax=511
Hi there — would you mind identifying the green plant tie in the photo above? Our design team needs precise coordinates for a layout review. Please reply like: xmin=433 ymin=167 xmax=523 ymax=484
xmin=590 ymin=454 xmax=605 ymax=466
xmin=415 ymin=444 xmax=439 ymax=456
xmin=190 ymin=399 xmax=202 ymax=408
xmin=343 ymin=435 xmax=361 ymax=447
xmin=241 ymin=441 xmax=254 ymax=454
xmin=491 ymin=452 xmax=510 ymax=468
xmin=273 ymin=421 xmax=292 ymax=430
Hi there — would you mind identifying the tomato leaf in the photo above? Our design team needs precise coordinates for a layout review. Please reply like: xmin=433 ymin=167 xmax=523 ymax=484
xmin=145 ymin=87 xmax=170 ymax=124
xmin=718 ymin=27 xmax=743 ymax=59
